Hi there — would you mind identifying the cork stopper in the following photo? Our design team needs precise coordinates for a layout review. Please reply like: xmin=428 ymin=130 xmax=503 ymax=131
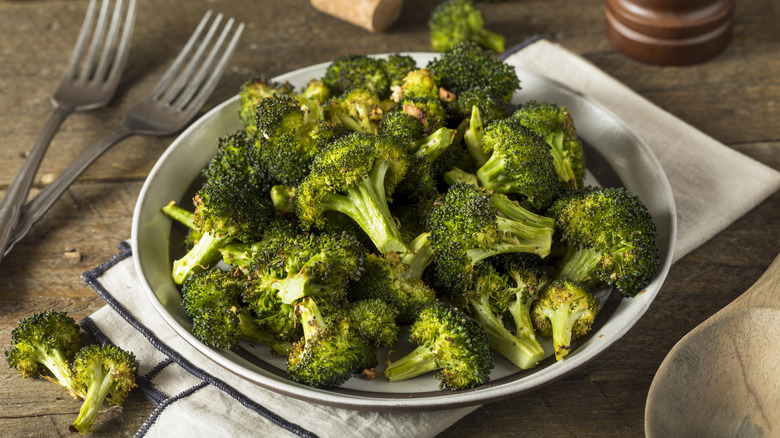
xmin=605 ymin=0 xmax=735 ymax=66
xmin=310 ymin=0 xmax=404 ymax=33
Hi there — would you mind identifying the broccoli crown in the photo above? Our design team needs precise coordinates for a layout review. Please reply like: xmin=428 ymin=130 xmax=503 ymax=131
xmin=193 ymin=174 xmax=273 ymax=243
xmin=398 ymin=68 xmax=441 ymax=101
xmin=344 ymin=298 xmax=400 ymax=347
xmin=286 ymin=297 xmax=372 ymax=388
xmin=383 ymin=54 xmax=419 ymax=89
xmin=254 ymin=94 xmax=328 ymax=186
xmin=531 ymin=279 xmax=600 ymax=360
xmin=548 ymin=186 xmax=660 ymax=297
xmin=512 ymin=101 xmax=586 ymax=189
xmin=429 ymin=0 xmax=505 ymax=53
xmin=427 ymin=182 xmax=555 ymax=292
xmin=385 ymin=300 xmax=492 ymax=390
xmin=326 ymin=87 xmax=392 ymax=135
xmin=427 ymin=42 xmax=519 ymax=103
xmin=5 ymin=310 xmax=82 ymax=397
xmin=239 ymin=77 xmax=294 ymax=135
xmin=399 ymin=96 xmax=447 ymax=132
xmin=298 ymin=78 xmax=331 ymax=103
xmin=181 ymin=267 xmax=247 ymax=349
xmin=321 ymin=54 xmax=393 ymax=99
xmin=380 ymin=110 xmax=425 ymax=146
xmin=349 ymin=252 xmax=437 ymax=324
xmin=293 ymin=132 xmax=409 ymax=253
xmin=448 ymin=85 xmax=508 ymax=125
xmin=203 ymin=131 xmax=277 ymax=194
xmin=70 ymin=344 xmax=138 ymax=434
xmin=476 ymin=118 xmax=560 ymax=212
xmin=246 ymin=232 xmax=365 ymax=309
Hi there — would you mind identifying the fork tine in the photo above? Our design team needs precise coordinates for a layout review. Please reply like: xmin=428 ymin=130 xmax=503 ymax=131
xmin=92 ymin=0 xmax=124 ymax=82
xmin=77 ymin=0 xmax=111 ymax=82
xmin=173 ymin=18 xmax=237 ymax=110
xmin=160 ymin=13 xmax=224 ymax=105
xmin=150 ymin=11 xmax=214 ymax=99
xmin=179 ymin=21 xmax=245 ymax=114
xmin=62 ymin=0 xmax=99 ymax=80
xmin=104 ymin=0 xmax=137 ymax=84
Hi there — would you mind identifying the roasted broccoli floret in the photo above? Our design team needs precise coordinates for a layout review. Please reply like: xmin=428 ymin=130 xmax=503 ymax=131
xmin=203 ymin=131 xmax=278 ymax=194
xmin=69 ymin=344 xmax=138 ymax=434
xmin=286 ymin=297 xmax=372 ymax=388
xmin=344 ymin=298 xmax=400 ymax=348
xmin=244 ymin=232 xmax=365 ymax=307
xmin=427 ymin=182 xmax=555 ymax=292
xmin=512 ymin=101 xmax=586 ymax=190
xmin=5 ymin=310 xmax=82 ymax=398
xmin=383 ymin=54 xmax=419 ymax=90
xmin=254 ymin=94 xmax=336 ymax=186
xmin=531 ymin=279 xmax=600 ymax=361
xmin=475 ymin=118 xmax=560 ymax=212
xmin=427 ymin=42 xmax=519 ymax=103
xmin=349 ymin=249 xmax=437 ymax=324
xmin=326 ymin=87 xmax=395 ymax=135
xmin=181 ymin=267 xmax=293 ymax=355
xmin=239 ymin=77 xmax=294 ymax=135
xmin=505 ymin=265 xmax=548 ymax=362
xmin=450 ymin=85 xmax=508 ymax=127
xmin=547 ymin=186 xmax=660 ymax=297
xmin=429 ymin=0 xmax=505 ymax=53
xmin=380 ymin=110 xmax=425 ymax=145
xmin=384 ymin=300 xmax=492 ymax=390
xmin=321 ymin=54 xmax=393 ymax=99
xmin=294 ymin=132 xmax=409 ymax=254
xmin=171 ymin=173 xmax=273 ymax=284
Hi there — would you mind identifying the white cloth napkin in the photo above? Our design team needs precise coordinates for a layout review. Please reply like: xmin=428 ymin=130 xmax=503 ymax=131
xmin=81 ymin=38 xmax=780 ymax=438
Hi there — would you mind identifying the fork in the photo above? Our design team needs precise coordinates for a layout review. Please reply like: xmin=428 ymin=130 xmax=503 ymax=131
xmin=2 ymin=11 xmax=245 ymax=258
xmin=0 ymin=0 xmax=136 ymax=264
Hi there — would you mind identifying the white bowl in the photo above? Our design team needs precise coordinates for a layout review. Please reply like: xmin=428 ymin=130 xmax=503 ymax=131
xmin=132 ymin=53 xmax=676 ymax=411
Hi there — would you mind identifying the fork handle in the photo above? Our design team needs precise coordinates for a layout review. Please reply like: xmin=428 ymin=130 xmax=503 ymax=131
xmin=3 ymin=124 xmax=134 ymax=256
xmin=0 ymin=105 xmax=73 ymax=264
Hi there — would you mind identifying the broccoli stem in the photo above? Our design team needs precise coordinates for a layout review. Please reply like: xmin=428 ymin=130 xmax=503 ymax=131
xmin=237 ymin=311 xmax=293 ymax=356
xmin=271 ymin=185 xmax=296 ymax=214
xmin=71 ymin=362 xmax=113 ymax=434
xmin=464 ymin=106 xmax=489 ymax=167
xmin=411 ymin=127 xmax=455 ymax=161
xmin=162 ymin=201 xmax=195 ymax=229
xmin=506 ymin=295 xmax=545 ymax=364
xmin=473 ymin=29 xmax=506 ymax=54
xmin=546 ymin=131 xmax=579 ymax=189
xmin=35 ymin=348 xmax=83 ymax=398
xmin=172 ymin=231 xmax=226 ymax=284
xmin=320 ymin=167 xmax=408 ymax=254
xmin=384 ymin=344 xmax=439 ymax=382
xmin=465 ymin=215 xmax=552 ymax=262
xmin=542 ymin=305 xmax=590 ymax=361
xmin=400 ymin=232 xmax=435 ymax=280
xmin=554 ymin=245 xmax=602 ymax=287
xmin=468 ymin=295 xmax=544 ymax=370
xmin=443 ymin=167 xmax=479 ymax=187
xmin=475 ymin=154 xmax=518 ymax=195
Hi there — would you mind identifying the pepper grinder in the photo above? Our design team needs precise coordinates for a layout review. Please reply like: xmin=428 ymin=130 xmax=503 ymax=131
xmin=605 ymin=0 xmax=735 ymax=65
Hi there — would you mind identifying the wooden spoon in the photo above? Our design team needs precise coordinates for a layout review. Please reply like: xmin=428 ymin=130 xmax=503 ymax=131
xmin=645 ymin=252 xmax=780 ymax=437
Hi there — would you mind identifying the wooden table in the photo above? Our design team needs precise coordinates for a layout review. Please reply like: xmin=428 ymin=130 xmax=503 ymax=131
xmin=1 ymin=0 xmax=778 ymax=436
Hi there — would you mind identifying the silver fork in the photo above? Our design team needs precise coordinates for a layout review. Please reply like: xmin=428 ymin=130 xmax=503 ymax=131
xmin=0 ymin=0 xmax=136 ymax=263
xmin=2 ymin=11 xmax=245 ymax=258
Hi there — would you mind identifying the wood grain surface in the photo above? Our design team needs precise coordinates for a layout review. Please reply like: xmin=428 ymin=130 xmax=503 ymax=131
xmin=1 ymin=0 xmax=778 ymax=436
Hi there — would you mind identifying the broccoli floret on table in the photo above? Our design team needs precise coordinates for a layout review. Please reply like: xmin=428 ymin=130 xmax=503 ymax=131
xmin=531 ymin=279 xmax=600 ymax=361
xmin=5 ymin=310 xmax=82 ymax=398
xmin=547 ymin=186 xmax=660 ymax=297
xmin=512 ymin=101 xmax=586 ymax=190
xmin=69 ymin=344 xmax=138 ymax=434
xmin=429 ymin=0 xmax=505 ymax=53
xmin=384 ymin=300 xmax=493 ymax=390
